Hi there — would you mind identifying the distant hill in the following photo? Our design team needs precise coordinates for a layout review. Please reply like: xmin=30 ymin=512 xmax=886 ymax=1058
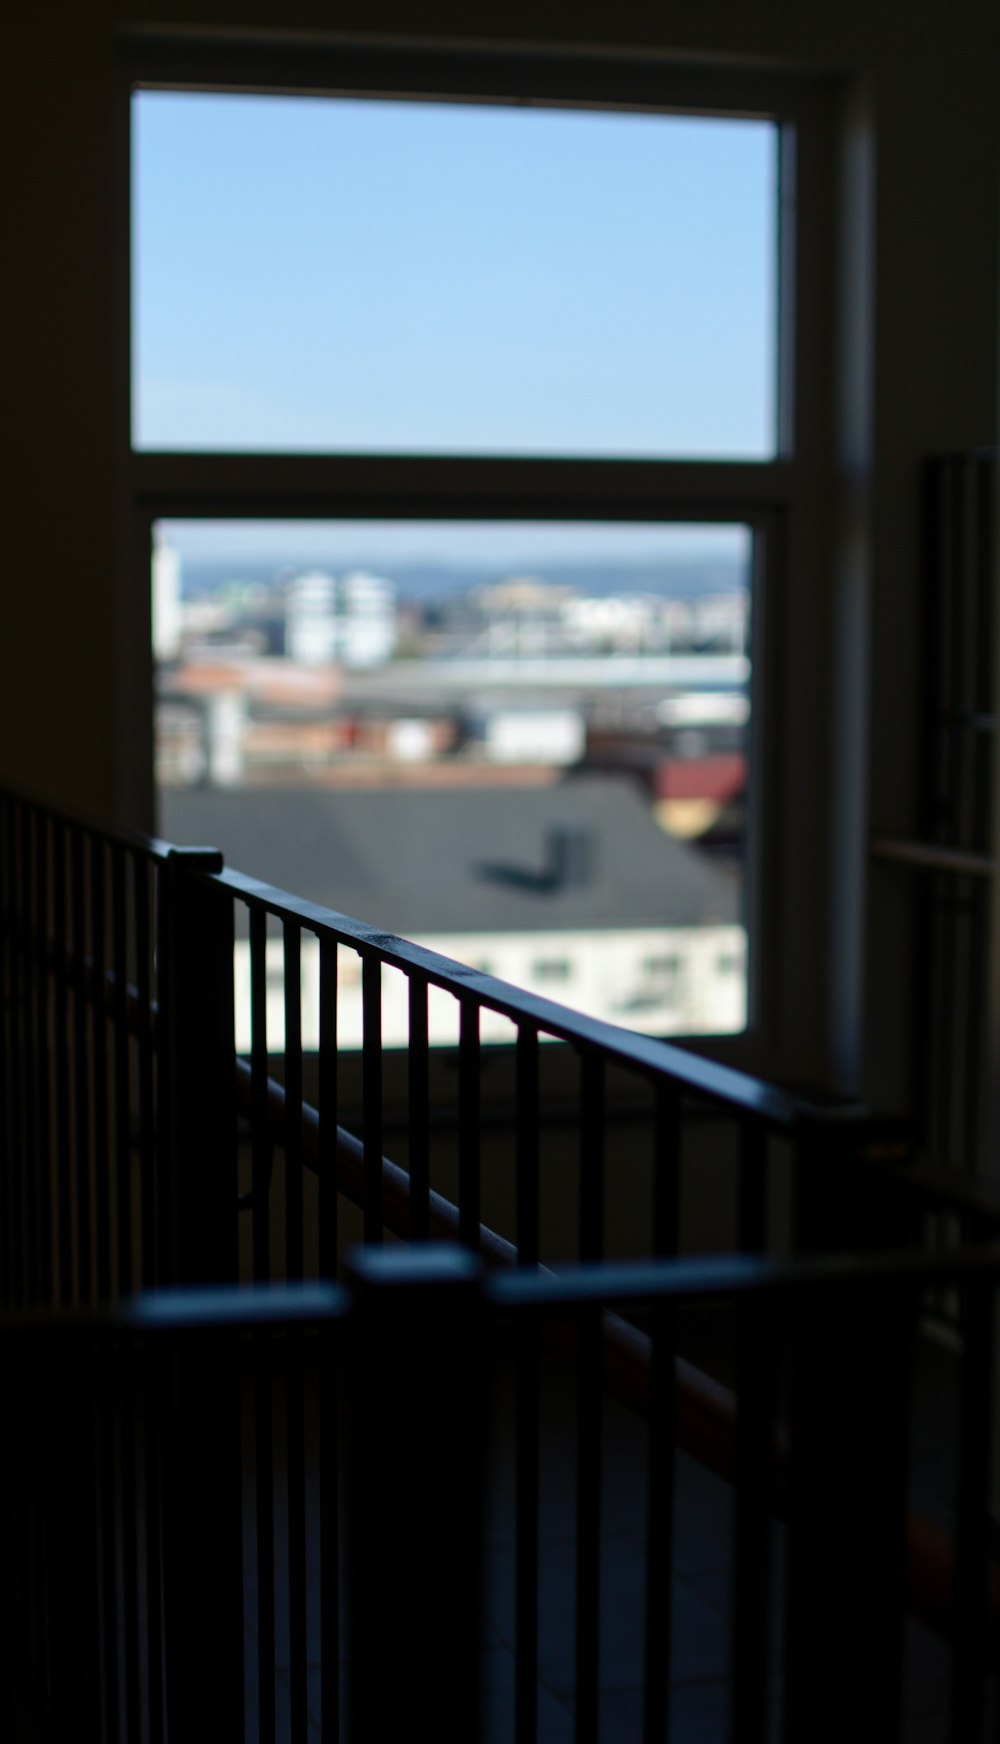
xmin=177 ymin=555 xmax=746 ymax=603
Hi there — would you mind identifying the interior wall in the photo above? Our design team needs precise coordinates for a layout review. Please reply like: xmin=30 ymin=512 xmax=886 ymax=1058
xmin=3 ymin=0 xmax=998 ymax=1108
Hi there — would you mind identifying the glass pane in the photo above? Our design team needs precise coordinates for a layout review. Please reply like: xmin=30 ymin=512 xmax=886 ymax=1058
xmin=134 ymin=93 xmax=778 ymax=458
xmin=153 ymin=519 xmax=751 ymax=1043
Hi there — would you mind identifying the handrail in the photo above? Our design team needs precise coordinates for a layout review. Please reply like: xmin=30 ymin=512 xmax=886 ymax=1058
xmin=6 ymin=1252 xmax=1000 ymax=1651
xmin=871 ymin=836 xmax=995 ymax=878
xmin=0 ymin=783 xmax=814 ymax=1126
xmin=214 ymin=862 xmax=799 ymax=1125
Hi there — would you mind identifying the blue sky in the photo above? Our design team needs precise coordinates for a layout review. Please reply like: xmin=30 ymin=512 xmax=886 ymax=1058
xmin=134 ymin=92 xmax=777 ymax=464
xmin=157 ymin=516 xmax=752 ymax=577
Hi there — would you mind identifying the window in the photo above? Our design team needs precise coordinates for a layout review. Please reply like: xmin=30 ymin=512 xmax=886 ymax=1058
xmin=533 ymin=959 xmax=573 ymax=985
xmin=644 ymin=954 xmax=681 ymax=977
xmin=126 ymin=38 xmax=830 ymax=1066
xmin=134 ymin=91 xmax=776 ymax=459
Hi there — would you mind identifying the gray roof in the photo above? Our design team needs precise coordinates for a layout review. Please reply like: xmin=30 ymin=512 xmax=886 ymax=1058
xmin=160 ymin=777 xmax=740 ymax=935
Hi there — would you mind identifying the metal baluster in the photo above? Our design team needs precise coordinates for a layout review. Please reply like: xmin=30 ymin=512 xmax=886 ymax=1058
xmin=738 ymin=1118 xmax=767 ymax=1254
xmin=91 ymin=838 xmax=111 ymax=1301
xmin=319 ymin=935 xmax=340 ymax=1743
xmin=939 ymin=459 xmax=964 ymax=1162
xmin=644 ymin=1083 xmax=681 ymax=1743
xmin=120 ymin=1338 xmax=142 ymax=1742
xmin=8 ymin=799 xmax=26 ymax=1307
xmin=652 ymin=1083 xmax=681 ymax=1260
xmin=579 ymin=1052 xmax=604 ymax=1263
xmin=18 ymin=805 xmax=43 ymax=1688
xmin=962 ymin=879 xmax=987 ymax=1170
xmin=459 ymin=996 xmax=481 ymax=1250
xmin=133 ymin=854 xmax=156 ymax=1291
xmin=142 ymin=1342 xmax=165 ymax=1744
xmin=362 ymin=954 xmax=383 ymax=1245
xmin=951 ymin=1275 xmax=993 ymax=1740
xmin=284 ymin=920 xmax=304 ymax=1281
xmin=318 ymin=936 xmax=339 ymax=1281
xmin=111 ymin=844 xmax=132 ymax=1297
xmin=137 ymin=858 xmax=165 ymax=1744
xmin=34 ymin=809 xmax=53 ymax=1307
xmin=284 ymin=921 xmax=308 ymax=1742
xmin=516 ymin=1026 xmax=539 ymax=1267
xmin=52 ymin=820 xmax=71 ymax=1306
xmin=513 ymin=1018 xmax=537 ymax=1269
xmin=515 ymin=1313 xmax=540 ymax=1744
xmin=0 ymin=797 xmax=12 ymax=1309
xmin=408 ymin=974 xmax=430 ymax=1242
xmin=966 ymin=457 xmax=994 ymax=1168
xmin=250 ymin=908 xmax=271 ymax=1282
xmin=250 ymin=904 xmax=276 ymax=1742
xmin=516 ymin=1022 xmax=541 ymax=1744
xmin=94 ymin=1338 xmax=120 ymax=1744
xmin=643 ymin=1290 xmax=677 ymax=1744
xmin=71 ymin=826 xmax=92 ymax=1304
xmin=576 ymin=1052 xmax=604 ymax=1744
xmin=731 ymin=1293 xmax=778 ymax=1744
xmin=46 ymin=1329 xmax=103 ymax=1741
xmin=576 ymin=1296 xmax=602 ymax=1744
xmin=21 ymin=804 xmax=38 ymax=1308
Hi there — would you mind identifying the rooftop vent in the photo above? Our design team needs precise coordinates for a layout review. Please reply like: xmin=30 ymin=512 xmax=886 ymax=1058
xmin=547 ymin=823 xmax=596 ymax=892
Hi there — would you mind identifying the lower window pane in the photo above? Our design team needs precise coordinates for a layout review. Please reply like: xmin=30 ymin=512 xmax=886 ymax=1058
xmin=153 ymin=518 xmax=751 ymax=1043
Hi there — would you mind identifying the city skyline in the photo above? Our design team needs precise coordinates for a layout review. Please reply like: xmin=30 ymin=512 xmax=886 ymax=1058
xmin=156 ymin=516 xmax=753 ymax=580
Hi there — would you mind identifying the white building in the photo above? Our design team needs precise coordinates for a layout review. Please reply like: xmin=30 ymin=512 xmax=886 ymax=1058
xmin=231 ymin=922 xmax=746 ymax=1051
xmin=151 ymin=527 xmax=183 ymax=664
xmin=285 ymin=570 xmax=397 ymax=669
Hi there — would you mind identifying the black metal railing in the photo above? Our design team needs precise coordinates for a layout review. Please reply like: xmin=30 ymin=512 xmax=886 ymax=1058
xmin=0 ymin=785 xmax=929 ymax=1312
xmin=873 ymin=450 xmax=997 ymax=1177
xmin=4 ymin=1243 xmax=1000 ymax=1744
xmin=3 ymin=786 xmax=1000 ymax=1740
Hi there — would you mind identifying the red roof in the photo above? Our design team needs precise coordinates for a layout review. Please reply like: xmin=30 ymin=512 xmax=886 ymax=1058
xmin=655 ymin=754 xmax=745 ymax=802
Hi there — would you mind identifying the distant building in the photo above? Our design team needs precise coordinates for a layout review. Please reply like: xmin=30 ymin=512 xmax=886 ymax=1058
xmin=151 ymin=527 xmax=183 ymax=663
xmin=285 ymin=570 xmax=396 ymax=668
xmin=462 ymin=704 xmax=586 ymax=765
xmin=161 ymin=776 xmax=747 ymax=1046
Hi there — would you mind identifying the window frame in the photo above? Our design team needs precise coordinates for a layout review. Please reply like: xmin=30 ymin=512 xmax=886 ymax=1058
xmin=118 ymin=34 xmax=840 ymax=1082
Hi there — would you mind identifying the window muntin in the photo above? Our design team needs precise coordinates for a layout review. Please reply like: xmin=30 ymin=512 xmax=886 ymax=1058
xmin=133 ymin=91 xmax=778 ymax=459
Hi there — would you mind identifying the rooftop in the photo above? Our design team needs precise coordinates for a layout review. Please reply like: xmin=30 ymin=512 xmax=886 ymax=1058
xmin=160 ymin=775 xmax=740 ymax=937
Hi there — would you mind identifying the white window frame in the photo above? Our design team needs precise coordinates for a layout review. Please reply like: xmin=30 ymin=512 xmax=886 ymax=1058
xmin=117 ymin=35 xmax=842 ymax=1085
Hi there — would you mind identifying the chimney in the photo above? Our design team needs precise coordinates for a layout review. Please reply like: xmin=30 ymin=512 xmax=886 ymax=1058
xmin=547 ymin=823 xmax=595 ymax=891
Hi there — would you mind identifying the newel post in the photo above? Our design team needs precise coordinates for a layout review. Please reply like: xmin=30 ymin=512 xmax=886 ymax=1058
xmin=344 ymin=1246 xmax=488 ymax=1743
xmin=782 ymin=1109 xmax=917 ymax=1743
xmin=156 ymin=848 xmax=245 ymax=1740
xmin=157 ymin=846 xmax=238 ymax=1287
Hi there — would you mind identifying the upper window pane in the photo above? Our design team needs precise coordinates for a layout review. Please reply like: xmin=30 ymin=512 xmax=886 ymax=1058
xmin=133 ymin=92 xmax=778 ymax=458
